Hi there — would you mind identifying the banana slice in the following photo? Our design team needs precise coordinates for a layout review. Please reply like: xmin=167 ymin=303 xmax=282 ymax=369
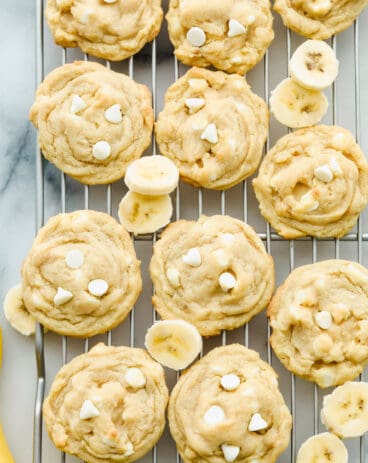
xmin=290 ymin=40 xmax=339 ymax=90
xmin=125 ymin=155 xmax=179 ymax=196
xmin=270 ymin=77 xmax=328 ymax=128
xmin=3 ymin=284 xmax=36 ymax=336
xmin=296 ymin=433 xmax=348 ymax=463
xmin=145 ymin=319 xmax=202 ymax=370
xmin=118 ymin=191 xmax=173 ymax=234
xmin=321 ymin=381 xmax=368 ymax=438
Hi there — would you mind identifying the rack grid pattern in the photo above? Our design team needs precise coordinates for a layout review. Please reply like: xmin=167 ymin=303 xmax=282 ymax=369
xmin=33 ymin=1 xmax=368 ymax=462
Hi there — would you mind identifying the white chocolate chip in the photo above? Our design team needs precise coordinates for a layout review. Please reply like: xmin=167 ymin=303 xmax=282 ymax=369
xmin=220 ymin=233 xmax=236 ymax=245
xmin=201 ymin=123 xmax=219 ymax=144
xmin=298 ymin=191 xmax=319 ymax=212
xmin=221 ymin=374 xmax=240 ymax=391
xmin=188 ymin=78 xmax=208 ymax=92
xmin=314 ymin=164 xmax=333 ymax=183
xmin=221 ymin=444 xmax=240 ymax=462
xmin=247 ymin=15 xmax=256 ymax=24
xmin=104 ymin=104 xmax=122 ymax=123
xmin=228 ymin=19 xmax=246 ymax=37
xmin=213 ymin=249 xmax=230 ymax=268
xmin=186 ymin=27 xmax=206 ymax=47
xmin=125 ymin=368 xmax=146 ymax=389
xmin=166 ymin=267 xmax=180 ymax=287
xmin=230 ymin=55 xmax=243 ymax=64
xmin=309 ymin=0 xmax=331 ymax=15
xmin=70 ymin=94 xmax=86 ymax=114
xmin=219 ymin=272 xmax=237 ymax=292
xmin=124 ymin=442 xmax=134 ymax=457
xmin=248 ymin=413 xmax=268 ymax=432
xmin=92 ymin=141 xmax=111 ymax=160
xmin=203 ymin=405 xmax=225 ymax=426
xmin=80 ymin=8 xmax=93 ymax=24
xmin=329 ymin=157 xmax=342 ymax=175
xmin=80 ymin=400 xmax=100 ymax=420
xmin=185 ymin=98 xmax=205 ymax=113
xmin=65 ymin=249 xmax=84 ymax=269
xmin=88 ymin=279 xmax=109 ymax=297
xmin=54 ymin=287 xmax=73 ymax=306
xmin=182 ymin=248 xmax=202 ymax=267
xmin=314 ymin=311 xmax=333 ymax=330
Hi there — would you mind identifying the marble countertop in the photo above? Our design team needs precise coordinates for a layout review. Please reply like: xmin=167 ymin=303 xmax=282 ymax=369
xmin=1 ymin=1 xmax=368 ymax=462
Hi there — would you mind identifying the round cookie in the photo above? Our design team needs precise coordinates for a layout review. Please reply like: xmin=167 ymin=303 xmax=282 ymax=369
xmin=155 ymin=67 xmax=269 ymax=190
xmin=166 ymin=0 xmax=274 ymax=75
xmin=29 ymin=61 xmax=153 ymax=185
xmin=274 ymin=0 xmax=368 ymax=39
xmin=21 ymin=210 xmax=142 ymax=337
xmin=268 ymin=260 xmax=368 ymax=388
xmin=169 ymin=344 xmax=292 ymax=463
xmin=45 ymin=0 xmax=163 ymax=61
xmin=43 ymin=343 xmax=169 ymax=463
xmin=253 ymin=125 xmax=368 ymax=239
xmin=150 ymin=215 xmax=275 ymax=336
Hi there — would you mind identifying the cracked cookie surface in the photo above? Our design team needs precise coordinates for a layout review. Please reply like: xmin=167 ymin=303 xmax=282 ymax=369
xmin=30 ymin=61 xmax=153 ymax=185
xmin=150 ymin=215 xmax=274 ymax=336
xmin=169 ymin=344 xmax=292 ymax=463
xmin=45 ymin=0 xmax=163 ymax=61
xmin=155 ymin=67 xmax=268 ymax=190
xmin=22 ymin=210 xmax=142 ymax=337
xmin=253 ymin=125 xmax=368 ymax=239
xmin=43 ymin=343 xmax=168 ymax=463
xmin=269 ymin=260 xmax=368 ymax=388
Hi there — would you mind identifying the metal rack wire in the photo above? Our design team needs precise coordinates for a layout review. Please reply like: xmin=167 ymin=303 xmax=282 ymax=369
xmin=32 ymin=1 xmax=367 ymax=462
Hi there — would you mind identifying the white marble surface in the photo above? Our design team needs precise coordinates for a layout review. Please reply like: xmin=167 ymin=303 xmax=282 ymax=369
xmin=1 ymin=1 xmax=368 ymax=462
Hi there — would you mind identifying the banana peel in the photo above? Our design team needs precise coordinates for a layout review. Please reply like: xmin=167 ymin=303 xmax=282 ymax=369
xmin=0 ymin=326 xmax=16 ymax=463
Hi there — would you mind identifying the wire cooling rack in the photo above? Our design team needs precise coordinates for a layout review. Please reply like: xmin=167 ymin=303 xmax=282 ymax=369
xmin=32 ymin=1 xmax=368 ymax=462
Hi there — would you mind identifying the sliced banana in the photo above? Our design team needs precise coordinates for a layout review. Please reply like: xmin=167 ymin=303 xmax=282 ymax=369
xmin=3 ymin=284 xmax=36 ymax=336
xmin=296 ymin=433 xmax=348 ymax=463
xmin=321 ymin=381 xmax=368 ymax=438
xmin=270 ymin=77 xmax=328 ymax=128
xmin=124 ymin=155 xmax=179 ymax=196
xmin=290 ymin=40 xmax=339 ymax=90
xmin=145 ymin=319 xmax=202 ymax=370
xmin=118 ymin=191 xmax=173 ymax=234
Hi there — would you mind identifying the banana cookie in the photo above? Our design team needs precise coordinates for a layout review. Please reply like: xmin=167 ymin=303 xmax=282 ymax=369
xmin=274 ymin=0 xmax=368 ymax=39
xmin=30 ymin=61 xmax=153 ymax=185
xmin=269 ymin=260 xmax=368 ymax=388
xmin=45 ymin=0 xmax=163 ymax=61
xmin=155 ymin=67 xmax=268 ymax=190
xmin=150 ymin=215 xmax=275 ymax=336
xmin=169 ymin=344 xmax=292 ymax=463
xmin=21 ymin=210 xmax=142 ymax=337
xmin=253 ymin=125 xmax=368 ymax=239
xmin=43 ymin=343 xmax=169 ymax=463
xmin=166 ymin=0 xmax=274 ymax=75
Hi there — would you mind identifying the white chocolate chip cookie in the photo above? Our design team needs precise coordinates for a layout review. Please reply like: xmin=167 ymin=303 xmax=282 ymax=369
xmin=274 ymin=0 xmax=368 ymax=39
xmin=268 ymin=260 xmax=368 ymax=388
xmin=166 ymin=0 xmax=274 ymax=75
xmin=253 ymin=125 xmax=368 ymax=239
xmin=29 ymin=61 xmax=153 ymax=185
xmin=168 ymin=344 xmax=292 ymax=463
xmin=155 ymin=67 xmax=269 ymax=190
xmin=21 ymin=210 xmax=142 ymax=337
xmin=45 ymin=0 xmax=163 ymax=61
xmin=43 ymin=343 xmax=168 ymax=463
xmin=150 ymin=215 xmax=275 ymax=336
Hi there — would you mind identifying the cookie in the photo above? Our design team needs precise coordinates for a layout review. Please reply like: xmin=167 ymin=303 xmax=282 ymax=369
xmin=166 ymin=0 xmax=274 ymax=75
xmin=155 ymin=67 xmax=269 ymax=190
xmin=253 ymin=125 xmax=368 ymax=239
xmin=169 ymin=344 xmax=292 ymax=463
xmin=29 ymin=61 xmax=153 ymax=185
xmin=274 ymin=0 xmax=368 ymax=39
xmin=268 ymin=260 xmax=368 ymax=388
xmin=43 ymin=343 xmax=169 ymax=463
xmin=45 ymin=0 xmax=163 ymax=61
xmin=21 ymin=210 xmax=142 ymax=337
xmin=150 ymin=215 xmax=275 ymax=336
